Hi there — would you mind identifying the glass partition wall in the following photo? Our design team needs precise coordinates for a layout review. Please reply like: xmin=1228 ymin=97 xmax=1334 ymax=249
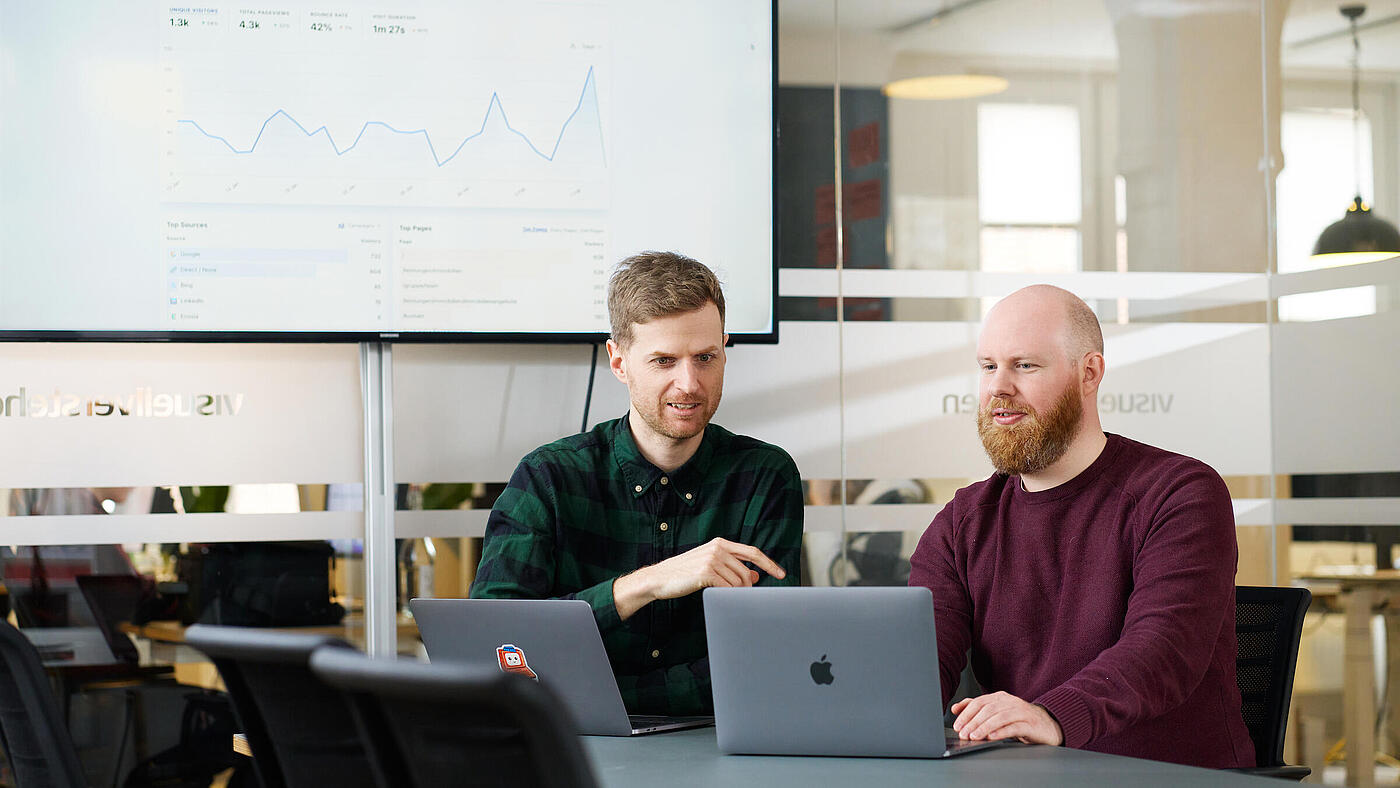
xmin=6 ymin=1 xmax=1399 ymax=784
xmin=392 ymin=1 xmax=1394 ymax=783
xmin=1277 ymin=2 xmax=1400 ymax=786
xmin=0 ymin=343 xmax=371 ymax=712
xmin=780 ymin=0 xmax=1282 ymax=594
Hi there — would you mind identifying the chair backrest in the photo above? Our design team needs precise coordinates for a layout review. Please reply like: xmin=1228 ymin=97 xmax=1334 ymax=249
xmin=0 ymin=621 xmax=87 ymax=788
xmin=184 ymin=625 xmax=376 ymax=788
xmin=1235 ymin=585 xmax=1312 ymax=768
xmin=309 ymin=647 xmax=600 ymax=788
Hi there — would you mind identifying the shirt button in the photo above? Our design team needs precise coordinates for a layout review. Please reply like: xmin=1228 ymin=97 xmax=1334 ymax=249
xmin=659 ymin=522 xmax=668 ymax=532
xmin=651 ymin=649 xmax=661 ymax=659
xmin=634 ymin=485 xmax=642 ymax=493
xmin=685 ymin=493 xmax=693 ymax=500
xmin=660 ymin=476 xmax=669 ymax=485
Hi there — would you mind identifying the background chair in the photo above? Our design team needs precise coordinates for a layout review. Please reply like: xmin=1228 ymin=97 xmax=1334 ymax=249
xmin=309 ymin=647 xmax=599 ymax=788
xmin=184 ymin=625 xmax=376 ymax=788
xmin=1232 ymin=585 xmax=1312 ymax=781
xmin=0 ymin=620 xmax=88 ymax=788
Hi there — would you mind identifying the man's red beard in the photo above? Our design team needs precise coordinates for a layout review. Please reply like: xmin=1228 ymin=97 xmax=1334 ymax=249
xmin=976 ymin=384 xmax=1083 ymax=476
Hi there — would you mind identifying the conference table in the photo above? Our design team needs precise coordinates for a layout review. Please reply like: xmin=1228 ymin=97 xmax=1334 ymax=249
xmin=232 ymin=725 xmax=1284 ymax=785
xmin=232 ymin=727 xmax=1285 ymax=786
xmin=580 ymin=728 xmax=1284 ymax=787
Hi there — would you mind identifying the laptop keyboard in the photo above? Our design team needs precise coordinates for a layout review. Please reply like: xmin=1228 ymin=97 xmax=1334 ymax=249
xmin=945 ymin=735 xmax=985 ymax=751
xmin=943 ymin=728 xmax=1020 ymax=754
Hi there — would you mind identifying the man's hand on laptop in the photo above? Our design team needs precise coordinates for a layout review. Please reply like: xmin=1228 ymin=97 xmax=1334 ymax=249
xmin=612 ymin=538 xmax=786 ymax=621
xmin=950 ymin=692 xmax=1064 ymax=746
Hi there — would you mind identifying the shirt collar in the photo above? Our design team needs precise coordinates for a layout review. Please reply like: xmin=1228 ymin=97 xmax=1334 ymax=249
xmin=612 ymin=413 xmax=714 ymax=506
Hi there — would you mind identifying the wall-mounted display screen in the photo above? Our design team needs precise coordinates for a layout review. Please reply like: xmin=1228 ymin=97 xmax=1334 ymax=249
xmin=0 ymin=1 xmax=776 ymax=341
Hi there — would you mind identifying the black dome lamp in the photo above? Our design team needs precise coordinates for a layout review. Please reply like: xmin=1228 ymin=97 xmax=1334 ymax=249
xmin=1311 ymin=4 xmax=1400 ymax=264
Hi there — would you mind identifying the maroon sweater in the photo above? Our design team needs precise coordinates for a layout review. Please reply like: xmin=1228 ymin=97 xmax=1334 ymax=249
xmin=909 ymin=433 xmax=1254 ymax=768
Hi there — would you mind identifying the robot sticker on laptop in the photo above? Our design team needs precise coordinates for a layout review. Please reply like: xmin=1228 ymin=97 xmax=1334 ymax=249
xmin=496 ymin=644 xmax=539 ymax=681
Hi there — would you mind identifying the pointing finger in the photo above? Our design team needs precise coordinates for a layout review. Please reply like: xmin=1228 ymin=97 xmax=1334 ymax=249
xmin=727 ymin=543 xmax=786 ymax=579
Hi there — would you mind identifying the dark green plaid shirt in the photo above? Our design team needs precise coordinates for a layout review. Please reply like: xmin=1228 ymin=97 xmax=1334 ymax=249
xmin=470 ymin=414 xmax=803 ymax=715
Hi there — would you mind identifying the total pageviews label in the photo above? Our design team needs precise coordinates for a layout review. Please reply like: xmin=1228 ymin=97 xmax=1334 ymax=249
xmin=1 ymin=387 xmax=244 ymax=418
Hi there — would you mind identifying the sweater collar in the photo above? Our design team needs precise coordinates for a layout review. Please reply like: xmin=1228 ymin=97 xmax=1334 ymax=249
xmin=1010 ymin=432 xmax=1123 ymax=504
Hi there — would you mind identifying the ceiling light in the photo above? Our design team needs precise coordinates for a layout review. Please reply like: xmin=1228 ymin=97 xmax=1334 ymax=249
xmin=1311 ymin=4 xmax=1400 ymax=263
xmin=882 ymin=74 xmax=1009 ymax=101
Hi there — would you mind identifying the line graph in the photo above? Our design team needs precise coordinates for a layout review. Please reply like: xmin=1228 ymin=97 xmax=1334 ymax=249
xmin=177 ymin=65 xmax=606 ymax=169
xmin=162 ymin=39 xmax=610 ymax=211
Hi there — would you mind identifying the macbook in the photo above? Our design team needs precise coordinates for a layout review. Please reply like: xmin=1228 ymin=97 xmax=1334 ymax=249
xmin=23 ymin=627 xmax=119 ymax=667
xmin=410 ymin=597 xmax=713 ymax=737
xmin=20 ymin=574 xmax=147 ymax=667
xmin=76 ymin=574 xmax=146 ymax=664
xmin=704 ymin=585 xmax=1015 ymax=758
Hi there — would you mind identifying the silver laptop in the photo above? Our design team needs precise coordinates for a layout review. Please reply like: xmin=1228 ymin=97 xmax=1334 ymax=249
xmin=23 ymin=626 xmax=120 ymax=667
xmin=705 ymin=586 xmax=1015 ymax=758
xmin=410 ymin=597 xmax=713 ymax=736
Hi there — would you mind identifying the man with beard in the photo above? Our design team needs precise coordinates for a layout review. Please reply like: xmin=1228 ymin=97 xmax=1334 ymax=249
xmin=471 ymin=251 xmax=803 ymax=715
xmin=908 ymin=285 xmax=1253 ymax=768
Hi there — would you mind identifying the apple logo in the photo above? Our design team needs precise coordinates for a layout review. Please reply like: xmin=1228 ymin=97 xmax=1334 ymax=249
xmin=809 ymin=654 xmax=834 ymax=685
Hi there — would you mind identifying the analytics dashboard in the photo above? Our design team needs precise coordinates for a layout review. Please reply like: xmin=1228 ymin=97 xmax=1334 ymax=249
xmin=0 ymin=1 xmax=775 ymax=339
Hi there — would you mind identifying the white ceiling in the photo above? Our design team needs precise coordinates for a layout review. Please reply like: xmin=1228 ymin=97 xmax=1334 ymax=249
xmin=778 ymin=0 xmax=1400 ymax=73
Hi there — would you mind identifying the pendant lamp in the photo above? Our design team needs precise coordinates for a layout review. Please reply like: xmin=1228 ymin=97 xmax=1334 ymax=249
xmin=1311 ymin=4 xmax=1400 ymax=263
xmin=882 ymin=54 xmax=1008 ymax=101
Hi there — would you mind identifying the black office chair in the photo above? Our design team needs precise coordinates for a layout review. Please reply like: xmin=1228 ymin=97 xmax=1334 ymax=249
xmin=0 ymin=620 xmax=88 ymax=788
xmin=1230 ymin=585 xmax=1312 ymax=781
xmin=184 ymin=625 xmax=377 ymax=788
xmin=309 ymin=647 xmax=600 ymax=788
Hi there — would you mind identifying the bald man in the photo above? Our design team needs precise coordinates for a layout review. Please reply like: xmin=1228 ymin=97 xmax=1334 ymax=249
xmin=908 ymin=285 xmax=1254 ymax=768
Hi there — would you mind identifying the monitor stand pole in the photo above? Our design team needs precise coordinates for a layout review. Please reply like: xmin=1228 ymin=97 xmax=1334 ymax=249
xmin=360 ymin=341 xmax=397 ymax=658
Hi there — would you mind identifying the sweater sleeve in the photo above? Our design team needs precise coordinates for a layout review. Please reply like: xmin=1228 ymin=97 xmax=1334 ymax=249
xmin=908 ymin=503 xmax=974 ymax=710
xmin=1033 ymin=463 xmax=1237 ymax=748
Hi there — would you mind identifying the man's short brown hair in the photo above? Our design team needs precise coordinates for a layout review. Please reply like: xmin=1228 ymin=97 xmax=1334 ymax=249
xmin=608 ymin=251 xmax=726 ymax=347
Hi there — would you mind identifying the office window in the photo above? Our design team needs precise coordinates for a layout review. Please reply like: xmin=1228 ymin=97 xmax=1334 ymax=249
xmin=1277 ymin=108 xmax=1376 ymax=275
xmin=979 ymin=227 xmax=1080 ymax=274
xmin=977 ymin=103 xmax=1082 ymax=276
xmin=1277 ymin=108 xmax=1380 ymax=321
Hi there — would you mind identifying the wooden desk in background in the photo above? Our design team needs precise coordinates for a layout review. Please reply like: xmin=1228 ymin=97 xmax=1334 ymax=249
xmin=1299 ymin=570 xmax=1400 ymax=788
xmin=122 ymin=614 xmax=419 ymax=646
xmin=121 ymin=615 xmax=421 ymax=690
